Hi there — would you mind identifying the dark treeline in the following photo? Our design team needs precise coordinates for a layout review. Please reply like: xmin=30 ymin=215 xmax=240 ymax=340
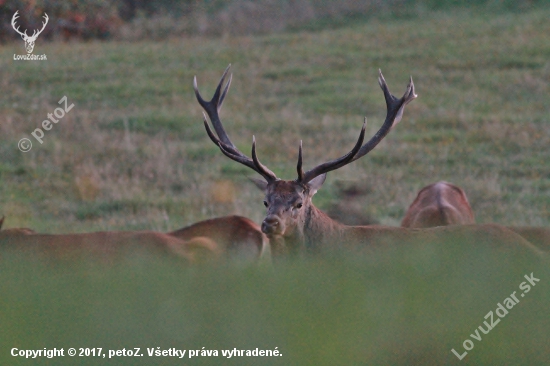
xmin=0 ymin=0 xmax=546 ymax=42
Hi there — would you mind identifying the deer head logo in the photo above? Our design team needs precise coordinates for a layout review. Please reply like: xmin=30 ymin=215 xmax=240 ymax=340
xmin=11 ymin=11 xmax=49 ymax=54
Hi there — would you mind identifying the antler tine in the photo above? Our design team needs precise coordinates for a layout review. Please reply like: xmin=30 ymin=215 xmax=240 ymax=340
xmin=205 ymin=117 xmax=270 ymax=178
xmin=197 ymin=67 xmax=277 ymax=182
xmin=252 ymin=136 xmax=278 ymax=180
xmin=347 ymin=70 xmax=416 ymax=163
xmin=218 ymin=73 xmax=232 ymax=111
xmin=299 ymin=119 xmax=367 ymax=183
xmin=216 ymin=141 xmax=256 ymax=171
xmin=193 ymin=64 xmax=236 ymax=149
xmin=202 ymin=113 xmax=240 ymax=156
xmin=210 ymin=134 xmax=277 ymax=182
xmin=389 ymin=75 xmax=416 ymax=131
xmin=297 ymin=141 xmax=304 ymax=182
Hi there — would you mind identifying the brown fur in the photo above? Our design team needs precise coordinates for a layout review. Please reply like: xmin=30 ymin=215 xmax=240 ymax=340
xmin=504 ymin=226 xmax=550 ymax=252
xmin=401 ymin=182 xmax=475 ymax=228
xmin=0 ymin=229 xmax=219 ymax=263
xmin=0 ymin=215 xmax=268 ymax=263
xmin=400 ymin=183 xmax=550 ymax=252
xmin=0 ymin=215 xmax=222 ymax=263
xmin=169 ymin=215 xmax=270 ymax=260
xmin=252 ymin=178 xmax=544 ymax=260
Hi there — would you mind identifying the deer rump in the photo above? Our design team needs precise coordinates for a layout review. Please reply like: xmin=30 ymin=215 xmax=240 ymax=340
xmin=168 ymin=215 xmax=270 ymax=261
xmin=401 ymin=181 xmax=475 ymax=228
xmin=0 ymin=229 xmax=216 ymax=263
xmin=0 ymin=215 xmax=268 ymax=263
xmin=401 ymin=182 xmax=550 ymax=252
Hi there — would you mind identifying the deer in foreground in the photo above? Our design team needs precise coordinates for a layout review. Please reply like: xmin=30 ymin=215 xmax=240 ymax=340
xmin=193 ymin=65 xmax=544 ymax=257
xmin=401 ymin=183 xmax=550 ymax=251
xmin=0 ymin=215 xmax=268 ymax=262
xmin=169 ymin=215 xmax=270 ymax=260
xmin=0 ymin=216 xmax=35 ymax=235
xmin=401 ymin=181 xmax=475 ymax=228
xmin=0 ymin=216 xmax=219 ymax=263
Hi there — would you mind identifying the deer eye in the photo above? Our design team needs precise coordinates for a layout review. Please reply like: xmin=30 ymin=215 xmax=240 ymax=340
xmin=263 ymin=201 xmax=268 ymax=207
xmin=296 ymin=203 xmax=303 ymax=209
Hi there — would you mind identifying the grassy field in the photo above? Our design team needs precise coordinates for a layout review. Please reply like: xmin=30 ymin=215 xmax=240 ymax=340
xmin=1 ymin=4 xmax=550 ymax=365
xmin=1 ymin=243 xmax=549 ymax=365
xmin=2 ymin=8 xmax=550 ymax=231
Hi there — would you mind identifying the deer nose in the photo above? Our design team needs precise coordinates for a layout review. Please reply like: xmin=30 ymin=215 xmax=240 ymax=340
xmin=262 ymin=216 xmax=282 ymax=235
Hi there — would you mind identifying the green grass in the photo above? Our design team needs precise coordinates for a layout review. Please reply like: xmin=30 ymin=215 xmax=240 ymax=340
xmin=2 ymin=8 xmax=550 ymax=231
xmin=1 ymin=244 xmax=549 ymax=365
xmin=1 ymin=6 xmax=550 ymax=365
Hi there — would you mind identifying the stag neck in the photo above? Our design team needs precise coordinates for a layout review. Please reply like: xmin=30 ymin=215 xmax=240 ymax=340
xmin=302 ymin=204 xmax=413 ymax=250
xmin=302 ymin=204 xmax=345 ymax=251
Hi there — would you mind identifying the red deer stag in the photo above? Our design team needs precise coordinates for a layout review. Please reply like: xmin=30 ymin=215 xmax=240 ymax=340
xmin=401 ymin=181 xmax=475 ymax=228
xmin=192 ymin=65 xmax=545 ymax=258
xmin=402 ymin=183 xmax=550 ymax=252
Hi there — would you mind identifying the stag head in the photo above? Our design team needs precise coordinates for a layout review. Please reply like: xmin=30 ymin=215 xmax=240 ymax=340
xmin=194 ymin=65 xmax=417 ymax=250
xmin=11 ymin=11 xmax=49 ymax=53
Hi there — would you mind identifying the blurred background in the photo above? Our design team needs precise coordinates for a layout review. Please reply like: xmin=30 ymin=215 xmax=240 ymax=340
xmin=1 ymin=0 xmax=549 ymax=232
xmin=0 ymin=0 xmax=541 ymax=41
xmin=1 ymin=1 xmax=550 ymax=365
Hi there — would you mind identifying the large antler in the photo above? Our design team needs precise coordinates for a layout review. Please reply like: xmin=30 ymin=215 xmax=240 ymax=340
xmin=297 ymin=69 xmax=417 ymax=184
xmin=194 ymin=65 xmax=278 ymax=182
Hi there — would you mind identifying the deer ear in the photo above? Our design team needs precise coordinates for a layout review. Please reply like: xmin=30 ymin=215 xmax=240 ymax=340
xmin=307 ymin=173 xmax=327 ymax=196
xmin=249 ymin=177 xmax=268 ymax=192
